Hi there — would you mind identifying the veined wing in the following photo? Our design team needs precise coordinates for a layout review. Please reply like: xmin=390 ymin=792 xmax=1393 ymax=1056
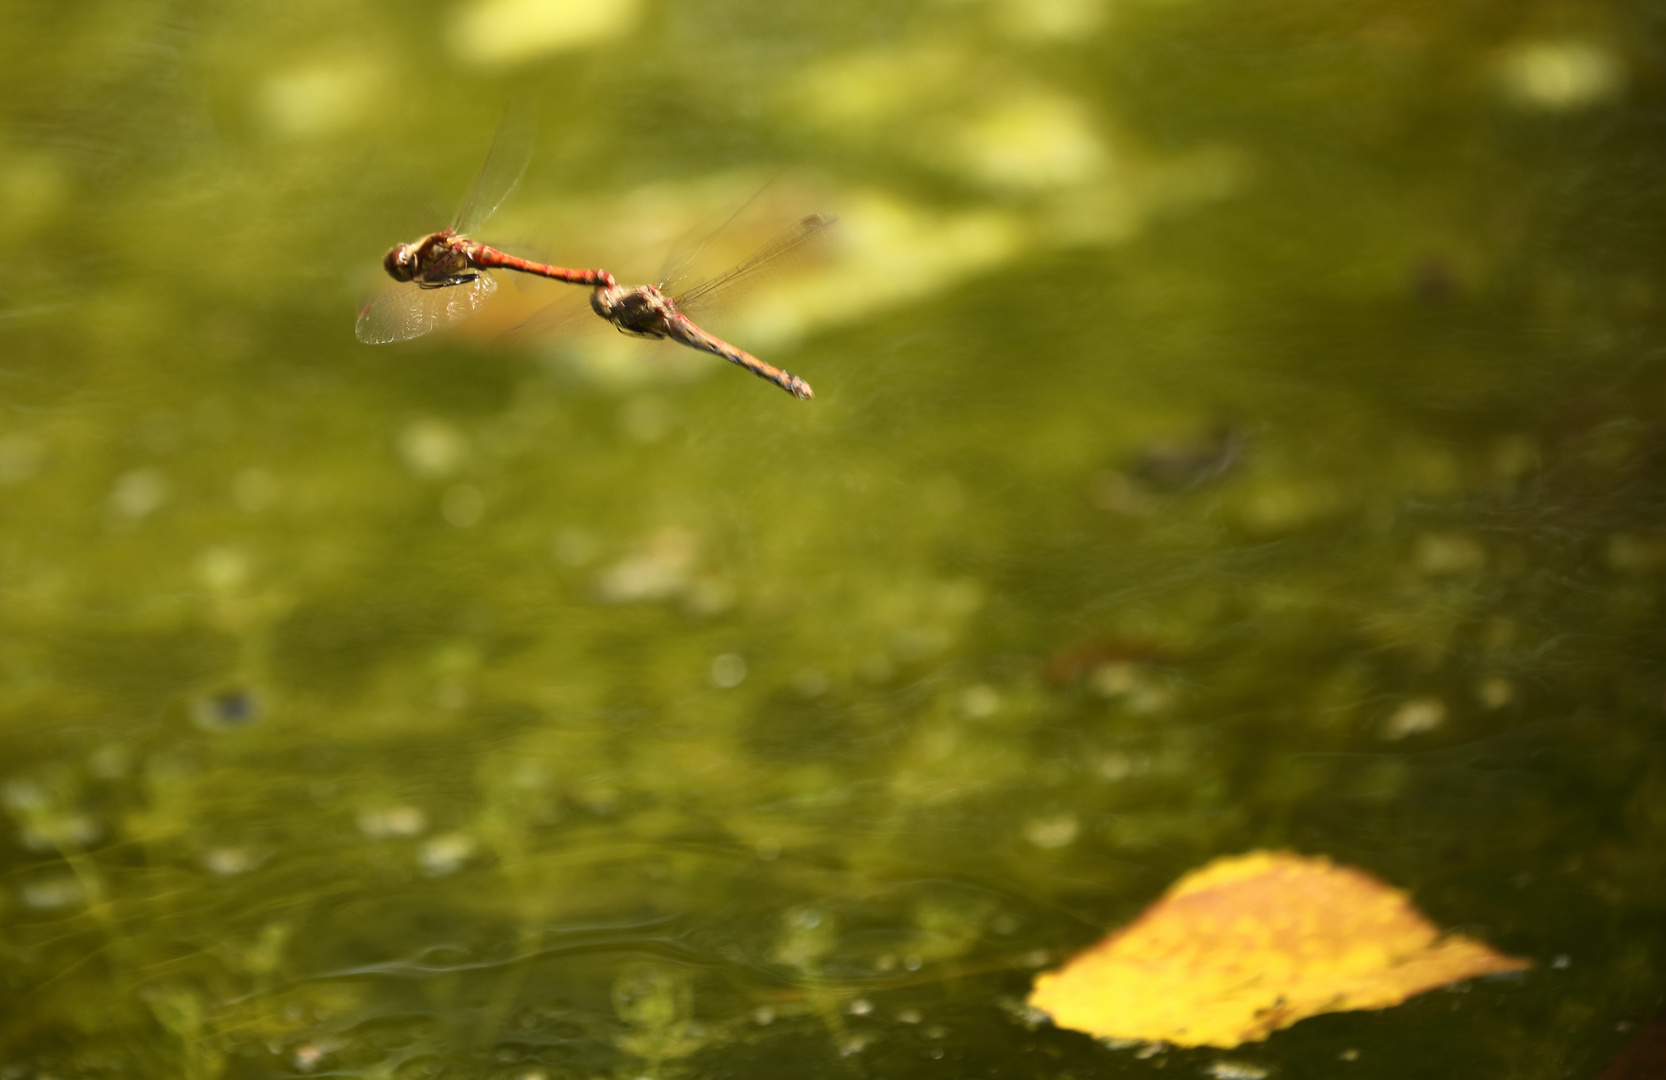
xmin=675 ymin=213 xmax=837 ymax=310
xmin=451 ymin=100 xmax=538 ymax=236
xmin=656 ymin=182 xmax=773 ymax=292
xmin=355 ymin=273 xmax=498 ymax=344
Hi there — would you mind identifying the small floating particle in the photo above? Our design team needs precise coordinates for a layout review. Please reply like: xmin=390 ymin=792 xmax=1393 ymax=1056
xmin=398 ymin=418 xmax=470 ymax=479
xmin=420 ymin=831 xmax=478 ymax=876
xmin=1478 ymin=676 xmax=1515 ymax=709
xmin=293 ymin=1042 xmax=331 ymax=1073
xmin=193 ymin=688 xmax=262 ymax=729
xmin=358 ymin=805 xmax=428 ymax=838
xmin=596 ymin=528 xmax=696 ymax=604
xmin=837 ymin=1031 xmax=879 ymax=1056
xmin=108 ymin=468 xmax=169 ymax=520
xmin=203 ymin=846 xmax=261 ymax=876
xmin=960 ymin=684 xmax=1001 ymax=718
xmin=195 ymin=546 xmax=250 ymax=591
xmin=1024 ymin=812 xmax=1080 ymax=850
xmin=1382 ymin=697 xmax=1445 ymax=740
xmin=710 ymin=653 xmax=747 ymax=689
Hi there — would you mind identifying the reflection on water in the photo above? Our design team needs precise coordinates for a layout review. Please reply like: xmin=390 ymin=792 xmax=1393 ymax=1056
xmin=2 ymin=0 xmax=1664 ymax=1077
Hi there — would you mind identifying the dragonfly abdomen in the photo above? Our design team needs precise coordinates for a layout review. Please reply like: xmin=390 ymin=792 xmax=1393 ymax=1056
xmin=668 ymin=314 xmax=814 ymax=400
xmin=468 ymin=242 xmax=614 ymax=287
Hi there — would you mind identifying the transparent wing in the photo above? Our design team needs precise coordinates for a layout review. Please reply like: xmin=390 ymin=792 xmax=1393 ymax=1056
xmin=675 ymin=213 xmax=837 ymax=310
xmin=355 ymin=273 xmax=498 ymax=344
xmin=450 ymin=101 xmax=538 ymax=235
xmin=497 ymin=290 xmax=594 ymax=345
xmin=656 ymin=183 xmax=774 ymax=290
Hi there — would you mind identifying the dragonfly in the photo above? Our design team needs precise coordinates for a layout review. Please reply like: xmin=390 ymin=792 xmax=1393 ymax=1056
xmin=587 ymin=212 xmax=835 ymax=400
xmin=356 ymin=108 xmax=614 ymax=345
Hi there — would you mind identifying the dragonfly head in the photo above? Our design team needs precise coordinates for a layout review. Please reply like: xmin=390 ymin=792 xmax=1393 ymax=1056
xmin=591 ymin=284 xmax=671 ymax=336
xmin=382 ymin=242 xmax=419 ymax=282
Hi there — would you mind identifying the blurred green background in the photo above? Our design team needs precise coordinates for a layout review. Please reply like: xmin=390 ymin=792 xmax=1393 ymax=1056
xmin=2 ymin=0 xmax=1664 ymax=1076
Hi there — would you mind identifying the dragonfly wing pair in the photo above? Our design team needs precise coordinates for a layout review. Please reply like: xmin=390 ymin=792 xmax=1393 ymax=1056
xmin=355 ymin=273 xmax=498 ymax=344
xmin=355 ymin=102 xmax=532 ymax=345
xmin=673 ymin=212 xmax=837 ymax=309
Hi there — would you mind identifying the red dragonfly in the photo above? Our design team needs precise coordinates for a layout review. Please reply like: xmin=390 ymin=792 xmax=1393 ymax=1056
xmin=356 ymin=110 xmax=613 ymax=344
xmin=587 ymin=212 xmax=835 ymax=400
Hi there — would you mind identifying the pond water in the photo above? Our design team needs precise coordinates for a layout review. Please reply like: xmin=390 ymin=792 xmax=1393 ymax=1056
xmin=2 ymin=1 xmax=1663 ymax=1077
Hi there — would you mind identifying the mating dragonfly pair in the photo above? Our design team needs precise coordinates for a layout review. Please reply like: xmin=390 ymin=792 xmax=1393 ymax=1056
xmin=356 ymin=116 xmax=829 ymax=401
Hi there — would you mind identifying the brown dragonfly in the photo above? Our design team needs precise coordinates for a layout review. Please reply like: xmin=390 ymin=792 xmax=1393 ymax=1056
xmin=586 ymin=212 xmax=836 ymax=400
xmin=356 ymin=109 xmax=613 ymax=345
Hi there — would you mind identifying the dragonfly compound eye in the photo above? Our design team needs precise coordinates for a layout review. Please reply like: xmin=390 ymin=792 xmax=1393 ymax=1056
xmin=383 ymin=245 xmax=416 ymax=282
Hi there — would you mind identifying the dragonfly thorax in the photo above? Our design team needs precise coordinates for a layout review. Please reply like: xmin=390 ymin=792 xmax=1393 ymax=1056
xmin=382 ymin=231 xmax=468 ymax=283
xmin=591 ymin=283 xmax=676 ymax=337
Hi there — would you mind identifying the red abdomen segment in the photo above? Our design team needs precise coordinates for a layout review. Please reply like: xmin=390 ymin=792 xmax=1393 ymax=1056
xmin=667 ymin=314 xmax=814 ymax=400
xmin=469 ymin=244 xmax=615 ymax=287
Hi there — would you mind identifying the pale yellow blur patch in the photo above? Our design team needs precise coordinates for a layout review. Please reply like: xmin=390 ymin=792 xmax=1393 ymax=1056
xmin=451 ymin=0 xmax=640 ymax=66
xmin=991 ymin=0 xmax=1104 ymax=42
xmin=795 ymin=43 xmax=970 ymax=130
xmin=1028 ymin=851 xmax=1530 ymax=1049
xmin=259 ymin=60 xmax=380 ymax=138
xmin=795 ymin=44 xmax=1109 ymax=194
xmin=946 ymin=91 xmax=1109 ymax=192
xmin=1496 ymin=39 xmax=1624 ymax=111
xmin=730 ymin=191 xmax=1026 ymax=350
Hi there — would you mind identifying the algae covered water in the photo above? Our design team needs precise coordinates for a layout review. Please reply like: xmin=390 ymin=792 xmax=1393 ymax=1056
xmin=2 ymin=1 xmax=1664 ymax=1076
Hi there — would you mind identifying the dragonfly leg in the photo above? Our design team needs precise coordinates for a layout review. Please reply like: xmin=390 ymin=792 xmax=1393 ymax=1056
xmin=419 ymin=273 xmax=480 ymax=290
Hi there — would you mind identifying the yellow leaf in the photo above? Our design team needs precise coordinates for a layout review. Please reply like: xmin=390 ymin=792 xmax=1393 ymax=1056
xmin=1027 ymin=850 xmax=1530 ymax=1048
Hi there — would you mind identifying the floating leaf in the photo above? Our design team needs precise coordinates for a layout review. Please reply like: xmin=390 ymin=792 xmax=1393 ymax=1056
xmin=1028 ymin=850 xmax=1531 ymax=1049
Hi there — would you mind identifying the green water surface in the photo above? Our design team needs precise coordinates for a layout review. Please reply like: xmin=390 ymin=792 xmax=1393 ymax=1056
xmin=2 ymin=0 xmax=1664 ymax=1077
